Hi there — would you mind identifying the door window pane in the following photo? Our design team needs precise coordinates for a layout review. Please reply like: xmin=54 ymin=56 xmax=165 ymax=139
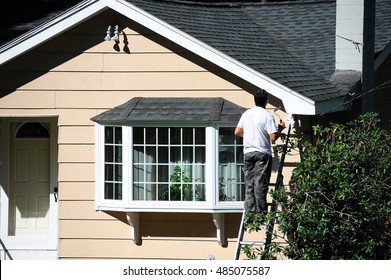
xmin=16 ymin=122 xmax=49 ymax=138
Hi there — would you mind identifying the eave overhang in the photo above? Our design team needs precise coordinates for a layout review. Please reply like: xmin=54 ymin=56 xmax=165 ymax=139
xmin=0 ymin=0 xmax=340 ymax=116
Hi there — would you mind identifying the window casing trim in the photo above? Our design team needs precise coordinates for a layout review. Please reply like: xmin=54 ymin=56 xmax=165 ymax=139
xmin=94 ymin=123 xmax=244 ymax=212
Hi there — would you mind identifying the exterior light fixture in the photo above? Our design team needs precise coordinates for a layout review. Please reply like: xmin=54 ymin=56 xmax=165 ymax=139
xmin=104 ymin=25 xmax=112 ymax=41
xmin=111 ymin=25 xmax=119 ymax=42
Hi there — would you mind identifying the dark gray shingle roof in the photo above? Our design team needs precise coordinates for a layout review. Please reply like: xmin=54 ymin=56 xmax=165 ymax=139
xmin=125 ymin=0 xmax=339 ymax=102
xmin=126 ymin=0 xmax=391 ymax=103
xmin=1 ymin=0 xmax=391 ymax=106
xmin=0 ymin=0 xmax=82 ymax=46
xmin=91 ymin=97 xmax=246 ymax=123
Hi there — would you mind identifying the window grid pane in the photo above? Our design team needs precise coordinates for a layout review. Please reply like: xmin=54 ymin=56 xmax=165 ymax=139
xmin=104 ymin=127 xmax=123 ymax=200
xmin=218 ymin=127 xmax=244 ymax=202
xmin=133 ymin=127 xmax=205 ymax=202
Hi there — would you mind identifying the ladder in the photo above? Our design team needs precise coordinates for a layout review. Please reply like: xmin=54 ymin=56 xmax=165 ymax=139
xmin=234 ymin=116 xmax=293 ymax=260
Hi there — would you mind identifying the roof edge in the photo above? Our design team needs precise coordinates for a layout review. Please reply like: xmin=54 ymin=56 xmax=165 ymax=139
xmin=0 ymin=0 xmax=318 ymax=115
xmin=0 ymin=0 xmax=105 ymax=64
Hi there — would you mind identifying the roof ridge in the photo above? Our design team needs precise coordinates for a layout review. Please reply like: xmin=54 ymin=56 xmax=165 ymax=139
xmin=208 ymin=97 xmax=224 ymax=121
xmin=118 ymin=97 xmax=142 ymax=120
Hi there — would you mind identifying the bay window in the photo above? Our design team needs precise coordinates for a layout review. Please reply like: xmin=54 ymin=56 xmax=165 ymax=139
xmin=93 ymin=97 xmax=246 ymax=213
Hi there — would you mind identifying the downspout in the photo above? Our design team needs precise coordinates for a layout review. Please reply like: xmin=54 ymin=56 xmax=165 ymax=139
xmin=361 ymin=0 xmax=375 ymax=114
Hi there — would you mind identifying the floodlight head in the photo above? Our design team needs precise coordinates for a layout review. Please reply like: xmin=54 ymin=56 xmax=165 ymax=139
xmin=111 ymin=25 xmax=119 ymax=42
xmin=104 ymin=25 xmax=112 ymax=41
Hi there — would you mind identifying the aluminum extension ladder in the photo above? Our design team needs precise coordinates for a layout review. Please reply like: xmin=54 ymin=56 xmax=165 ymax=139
xmin=234 ymin=115 xmax=293 ymax=260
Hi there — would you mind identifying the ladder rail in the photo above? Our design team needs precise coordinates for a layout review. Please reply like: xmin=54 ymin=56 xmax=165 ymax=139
xmin=263 ymin=121 xmax=292 ymax=257
xmin=234 ymin=210 xmax=246 ymax=260
xmin=234 ymin=117 xmax=293 ymax=260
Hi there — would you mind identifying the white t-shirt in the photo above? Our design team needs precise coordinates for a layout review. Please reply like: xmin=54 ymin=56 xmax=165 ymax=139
xmin=237 ymin=106 xmax=278 ymax=155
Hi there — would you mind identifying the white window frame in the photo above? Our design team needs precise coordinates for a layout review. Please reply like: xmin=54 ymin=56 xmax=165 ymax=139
xmin=214 ymin=125 xmax=245 ymax=210
xmin=94 ymin=123 xmax=244 ymax=213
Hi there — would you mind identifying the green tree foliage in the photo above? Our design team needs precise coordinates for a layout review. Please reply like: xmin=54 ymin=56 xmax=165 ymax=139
xmin=274 ymin=113 xmax=391 ymax=259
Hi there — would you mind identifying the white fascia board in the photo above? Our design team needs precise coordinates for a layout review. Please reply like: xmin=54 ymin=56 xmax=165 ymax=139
xmin=0 ymin=0 xmax=106 ymax=65
xmin=0 ymin=0 xmax=317 ymax=115
xmin=108 ymin=0 xmax=316 ymax=115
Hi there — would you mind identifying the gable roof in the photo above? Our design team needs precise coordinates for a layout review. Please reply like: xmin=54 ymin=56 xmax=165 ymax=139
xmin=91 ymin=97 xmax=246 ymax=124
xmin=1 ymin=0 xmax=391 ymax=116
xmin=130 ymin=0 xmax=344 ymax=102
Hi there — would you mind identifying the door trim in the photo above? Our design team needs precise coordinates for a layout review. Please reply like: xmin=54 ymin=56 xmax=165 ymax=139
xmin=0 ymin=118 xmax=58 ymax=252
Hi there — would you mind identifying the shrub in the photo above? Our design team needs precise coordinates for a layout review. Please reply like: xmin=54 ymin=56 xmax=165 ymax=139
xmin=274 ymin=113 xmax=391 ymax=259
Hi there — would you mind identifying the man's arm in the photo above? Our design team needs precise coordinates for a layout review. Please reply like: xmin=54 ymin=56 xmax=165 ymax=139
xmin=269 ymin=122 xmax=285 ymax=141
xmin=234 ymin=126 xmax=243 ymax=137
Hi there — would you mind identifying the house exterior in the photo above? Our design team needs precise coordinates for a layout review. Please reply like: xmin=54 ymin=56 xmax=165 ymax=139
xmin=0 ymin=0 xmax=390 ymax=260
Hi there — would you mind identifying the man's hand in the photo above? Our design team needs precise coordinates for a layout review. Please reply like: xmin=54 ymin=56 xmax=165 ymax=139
xmin=278 ymin=121 xmax=286 ymax=132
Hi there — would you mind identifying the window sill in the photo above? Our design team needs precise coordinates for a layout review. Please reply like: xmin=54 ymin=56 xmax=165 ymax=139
xmin=96 ymin=204 xmax=244 ymax=246
xmin=96 ymin=204 xmax=244 ymax=213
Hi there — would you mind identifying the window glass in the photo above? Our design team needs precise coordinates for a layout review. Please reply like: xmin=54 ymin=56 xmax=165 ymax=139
xmin=133 ymin=127 xmax=144 ymax=144
xmin=133 ymin=127 xmax=206 ymax=202
xmin=158 ymin=127 xmax=168 ymax=144
xmin=145 ymin=127 xmax=156 ymax=144
xmin=16 ymin=122 xmax=49 ymax=138
xmin=195 ymin=127 xmax=205 ymax=145
xmin=104 ymin=127 xmax=123 ymax=200
xmin=218 ymin=127 xmax=244 ymax=202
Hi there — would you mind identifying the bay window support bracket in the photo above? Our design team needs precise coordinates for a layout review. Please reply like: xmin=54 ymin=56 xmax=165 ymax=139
xmin=126 ymin=212 xmax=141 ymax=245
xmin=212 ymin=213 xmax=226 ymax=247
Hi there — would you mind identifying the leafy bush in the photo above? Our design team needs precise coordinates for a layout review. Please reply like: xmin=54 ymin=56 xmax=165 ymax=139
xmin=274 ymin=113 xmax=391 ymax=259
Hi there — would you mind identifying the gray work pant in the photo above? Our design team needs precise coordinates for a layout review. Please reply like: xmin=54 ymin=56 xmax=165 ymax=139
xmin=243 ymin=151 xmax=272 ymax=214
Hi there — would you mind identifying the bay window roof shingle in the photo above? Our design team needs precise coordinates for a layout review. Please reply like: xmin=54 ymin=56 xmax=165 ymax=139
xmin=91 ymin=97 xmax=246 ymax=124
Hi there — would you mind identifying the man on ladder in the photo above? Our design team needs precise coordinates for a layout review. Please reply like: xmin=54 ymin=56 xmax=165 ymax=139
xmin=234 ymin=88 xmax=287 ymax=259
xmin=234 ymin=89 xmax=285 ymax=219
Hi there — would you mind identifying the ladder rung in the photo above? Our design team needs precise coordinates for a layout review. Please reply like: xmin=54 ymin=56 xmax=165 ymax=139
xmin=234 ymin=123 xmax=292 ymax=260
xmin=239 ymin=241 xmax=265 ymax=246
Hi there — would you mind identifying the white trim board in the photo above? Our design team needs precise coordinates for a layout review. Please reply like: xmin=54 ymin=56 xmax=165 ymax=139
xmin=0 ymin=0 xmax=329 ymax=115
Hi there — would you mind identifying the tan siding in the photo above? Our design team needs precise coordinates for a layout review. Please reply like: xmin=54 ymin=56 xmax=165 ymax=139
xmin=55 ymin=91 xmax=131 ymax=109
xmin=58 ymin=239 xmax=134 ymax=259
xmin=16 ymin=72 xmax=101 ymax=90
xmin=6 ymin=52 xmax=208 ymax=72
xmin=102 ymin=53 xmax=208 ymax=72
xmin=11 ymin=71 xmax=239 ymax=91
xmin=59 ymin=201 xmax=108 ymax=220
xmin=0 ymin=91 xmax=56 ymax=109
xmin=98 ymin=34 xmax=175 ymax=54
xmin=100 ymin=72 xmax=239 ymax=90
xmin=0 ymin=108 xmax=58 ymax=117
xmin=52 ymin=53 xmax=103 ymax=72
xmin=59 ymin=238 xmax=235 ymax=259
xmin=60 ymin=220 xmax=130 ymax=238
xmin=58 ymin=126 xmax=94 ymax=144
xmin=54 ymin=91 xmax=252 ymax=109
xmin=59 ymin=145 xmax=94 ymax=163
xmin=0 ymin=11 xmax=290 ymax=260
xmin=59 ymin=162 xmax=95 ymax=182
xmin=57 ymin=109 xmax=99 ymax=126
xmin=59 ymin=182 xmax=95 ymax=201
